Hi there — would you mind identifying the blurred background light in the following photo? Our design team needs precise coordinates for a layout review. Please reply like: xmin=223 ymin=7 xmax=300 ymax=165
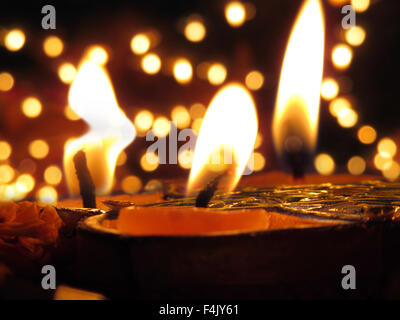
xmin=171 ymin=105 xmax=191 ymax=129
xmin=152 ymin=116 xmax=170 ymax=137
xmin=141 ymin=53 xmax=161 ymax=74
xmin=0 ymin=141 xmax=12 ymax=161
xmin=345 ymin=26 xmax=366 ymax=47
xmin=58 ymin=63 xmax=77 ymax=84
xmin=378 ymin=138 xmax=397 ymax=158
xmin=0 ymin=164 xmax=15 ymax=184
xmin=140 ymin=152 xmax=159 ymax=171
xmin=357 ymin=125 xmax=377 ymax=144
xmin=245 ymin=70 xmax=264 ymax=91
xmin=351 ymin=0 xmax=370 ymax=13
xmin=332 ymin=44 xmax=353 ymax=70
xmin=4 ymin=29 xmax=25 ymax=51
xmin=329 ymin=97 xmax=352 ymax=118
xmin=43 ymin=35 xmax=64 ymax=57
xmin=347 ymin=156 xmax=366 ymax=175
xmin=314 ymin=153 xmax=335 ymax=175
xmin=0 ymin=72 xmax=14 ymax=91
xmin=337 ymin=107 xmax=358 ymax=128
xmin=21 ymin=97 xmax=42 ymax=118
xmin=87 ymin=45 xmax=108 ymax=65
xmin=225 ymin=1 xmax=246 ymax=27
xmin=320 ymin=78 xmax=339 ymax=100
xmin=116 ymin=151 xmax=128 ymax=166
xmin=207 ymin=63 xmax=227 ymax=85
xmin=44 ymin=165 xmax=62 ymax=185
xmin=121 ymin=175 xmax=142 ymax=194
xmin=134 ymin=110 xmax=154 ymax=133
xmin=28 ymin=139 xmax=49 ymax=159
xmin=64 ymin=105 xmax=81 ymax=121
xmin=130 ymin=33 xmax=151 ymax=55
xmin=178 ymin=149 xmax=194 ymax=169
xmin=173 ymin=58 xmax=193 ymax=84
xmin=184 ymin=20 xmax=206 ymax=42
xmin=37 ymin=186 xmax=58 ymax=204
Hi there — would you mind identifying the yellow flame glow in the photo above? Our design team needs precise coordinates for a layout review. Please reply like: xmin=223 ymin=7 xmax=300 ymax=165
xmin=272 ymin=0 xmax=324 ymax=156
xmin=187 ymin=83 xmax=258 ymax=194
xmin=63 ymin=60 xmax=136 ymax=195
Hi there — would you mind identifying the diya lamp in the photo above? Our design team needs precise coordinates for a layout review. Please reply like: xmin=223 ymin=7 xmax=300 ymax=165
xmin=51 ymin=0 xmax=400 ymax=299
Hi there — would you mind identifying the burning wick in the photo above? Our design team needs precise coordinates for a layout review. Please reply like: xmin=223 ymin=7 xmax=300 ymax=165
xmin=195 ymin=174 xmax=223 ymax=208
xmin=73 ymin=150 xmax=96 ymax=208
xmin=283 ymin=135 xmax=309 ymax=180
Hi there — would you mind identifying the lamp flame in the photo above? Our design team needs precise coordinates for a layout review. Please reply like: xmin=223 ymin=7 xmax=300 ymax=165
xmin=187 ymin=83 xmax=258 ymax=194
xmin=272 ymin=0 xmax=324 ymax=158
xmin=63 ymin=61 xmax=136 ymax=195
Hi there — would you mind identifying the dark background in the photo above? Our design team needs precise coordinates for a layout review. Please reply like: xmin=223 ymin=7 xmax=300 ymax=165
xmin=1 ymin=0 xmax=399 ymax=196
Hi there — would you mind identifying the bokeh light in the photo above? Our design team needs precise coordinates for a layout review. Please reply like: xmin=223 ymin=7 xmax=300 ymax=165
xmin=314 ymin=153 xmax=335 ymax=175
xmin=374 ymin=153 xmax=392 ymax=171
xmin=327 ymin=0 xmax=348 ymax=6
xmin=58 ymin=63 xmax=77 ymax=84
xmin=130 ymin=34 xmax=151 ymax=55
xmin=15 ymin=174 xmax=35 ymax=193
xmin=116 ymin=151 xmax=127 ymax=166
xmin=225 ymin=1 xmax=246 ymax=27
xmin=382 ymin=161 xmax=400 ymax=181
xmin=152 ymin=116 xmax=170 ymax=137
xmin=332 ymin=44 xmax=353 ymax=70
xmin=254 ymin=133 xmax=263 ymax=149
xmin=0 ymin=141 xmax=12 ymax=161
xmin=18 ymin=159 xmax=37 ymax=175
xmin=345 ymin=26 xmax=366 ymax=47
xmin=378 ymin=138 xmax=397 ymax=158
xmin=347 ymin=156 xmax=366 ymax=175
xmin=140 ymin=152 xmax=159 ymax=171
xmin=252 ymin=152 xmax=266 ymax=172
xmin=173 ymin=59 xmax=193 ymax=84
xmin=44 ymin=165 xmax=62 ymax=185
xmin=245 ymin=70 xmax=264 ymax=91
xmin=0 ymin=72 xmax=14 ymax=91
xmin=4 ymin=29 xmax=25 ymax=52
xmin=37 ymin=186 xmax=58 ymax=204
xmin=28 ymin=139 xmax=49 ymax=159
xmin=191 ymin=118 xmax=203 ymax=134
xmin=121 ymin=175 xmax=142 ymax=194
xmin=134 ymin=110 xmax=154 ymax=132
xmin=184 ymin=20 xmax=206 ymax=42
xmin=87 ymin=45 xmax=108 ymax=65
xmin=43 ymin=35 xmax=64 ymax=57
xmin=207 ymin=63 xmax=227 ymax=85
xmin=320 ymin=78 xmax=339 ymax=100
xmin=329 ymin=97 xmax=352 ymax=117
xmin=171 ymin=105 xmax=191 ymax=129
xmin=144 ymin=179 xmax=163 ymax=192
xmin=351 ymin=0 xmax=370 ymax=13
xmin=21 ymin=97 xmax=42 ymax=118
xmin=178 ymin=149 xmax=194 ymax=169
xmin=189 ymin=103 xmax=206 ymax=120
xmin=64 ymin=105 xmax=81 ymax=121
xmin=357 ymin=125 xmax=377 ymax=144
xmin=0 ymin=165 xmax=15 ymax=184
xmin=141 ymin=53 xmax=161 ymax=74
xmin=337 ymin=108 xmax=358 ymax=128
